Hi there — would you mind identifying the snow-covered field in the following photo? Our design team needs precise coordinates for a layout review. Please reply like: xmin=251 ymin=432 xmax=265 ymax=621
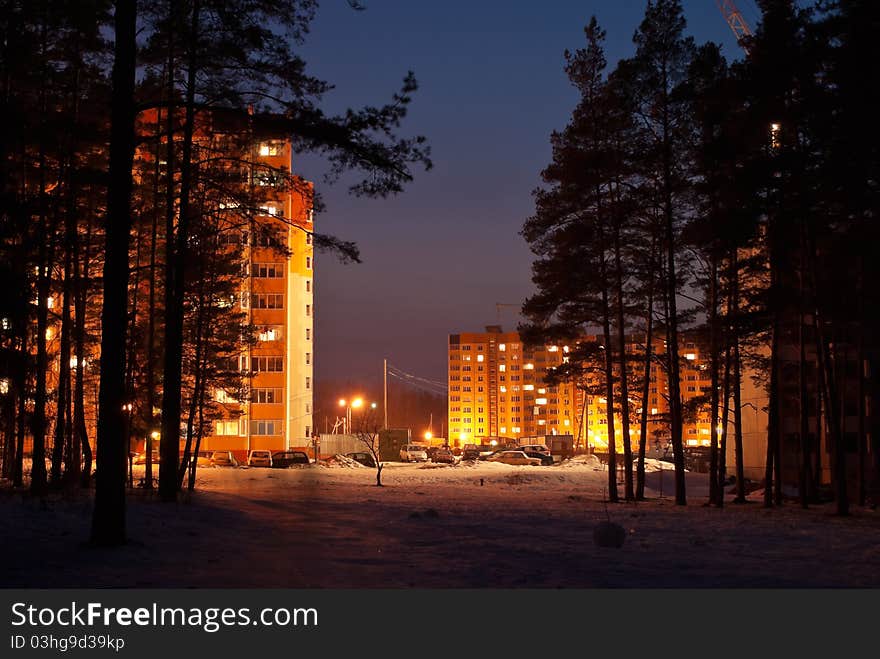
xmin=2 ymin=456 xmax=879 ymax=588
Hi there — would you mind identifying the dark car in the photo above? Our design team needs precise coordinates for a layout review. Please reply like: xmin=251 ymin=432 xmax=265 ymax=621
xmin=345 ymin=452 xmax=376 ymax=468
xmin=210 ymin=450 xmax=239 ymax=467
xmin=431 ymin=448 xmax=457 ymax=464
xmin=271 ymin=451 xmax=310 ymax=468
xmin=461 ymin=446 xmax=481 ymax=461
xmin=524 ymin=450 xmax=554 ymax=466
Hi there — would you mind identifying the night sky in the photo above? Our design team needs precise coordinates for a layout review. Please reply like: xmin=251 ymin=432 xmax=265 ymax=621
xmin=296 ymin=0 xmax=756 ymax=385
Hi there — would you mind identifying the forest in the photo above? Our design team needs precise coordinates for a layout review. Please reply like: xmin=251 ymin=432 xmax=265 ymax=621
xmin=0 ymin=0 xmax=430 ymax=544
xmin=521 ymin=0 xmax=879 ymax=514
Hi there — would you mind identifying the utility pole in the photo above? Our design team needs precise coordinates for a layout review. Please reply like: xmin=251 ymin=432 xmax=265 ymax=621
xmin=383 ymin=358 xmax=388 ymax=429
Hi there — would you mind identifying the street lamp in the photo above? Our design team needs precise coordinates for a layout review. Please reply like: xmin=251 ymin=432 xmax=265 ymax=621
xmin=338 ymin=396 xmax=365 ymax=434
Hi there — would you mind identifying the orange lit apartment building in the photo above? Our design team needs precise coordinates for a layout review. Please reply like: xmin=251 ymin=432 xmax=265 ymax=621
xmin=201 ymin=136 xmax=315 ymax=459
xmin=448 ymin=326 xmax=720 ymax=453
xmin=448 ymin=326 xmax=578 ymax=446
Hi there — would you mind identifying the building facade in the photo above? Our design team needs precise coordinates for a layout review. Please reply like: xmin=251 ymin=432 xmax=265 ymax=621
xmin=201 ymin=137 xmax=314 ymax=460
xmin=448 ymin=326 xmax=727 ymax=455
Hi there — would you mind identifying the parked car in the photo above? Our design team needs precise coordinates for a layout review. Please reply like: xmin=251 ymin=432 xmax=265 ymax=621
xmin=518 ymin=444 xmax=551 ymax=456
xmin=271 ymin=451 xmax=311 ymax=468
xmin=431 ymin=448 xmax=457 ymax=464
xmin=461 ymin=445 xmax=481 ymax=461
xmin=487 ymin=450 xmax=542 ymax=466
xmin=523 ymin=450 xmax=554 ymax=466
xmin=399 ymin=444 xmax=429 ymax=462
xmin=345 ymin=452 xmax=376 ymax=468
xmin=133 ymin=450 xmax=159 ymax=465
xmin=247 ymin=450 xmax=273 ymax=467
xmin=210 ymin=450 xmax=239 ymax=467
xmin=478 ymin=445 xmax=500 ymax=460
xmin=425 ymin=446 xmax=443 ymax=461
xmin=188 ymin=453 xmax=213 ymax=469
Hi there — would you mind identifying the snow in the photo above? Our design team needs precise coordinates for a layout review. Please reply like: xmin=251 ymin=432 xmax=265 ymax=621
xmin=1 ymin=458 xmax=879 ymax=587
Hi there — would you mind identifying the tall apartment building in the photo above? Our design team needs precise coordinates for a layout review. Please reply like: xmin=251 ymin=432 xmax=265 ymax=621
xmin=447 ymin=326 xmax=720 ymax=453
xmin=448 ymin=326 xmax=577 ymax=446
xmin=202 ymin=136 xmax=314 ymax=459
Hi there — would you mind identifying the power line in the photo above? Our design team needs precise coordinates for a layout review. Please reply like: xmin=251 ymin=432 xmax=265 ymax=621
xmin=385 ymin=362 xmax=448 ymax=397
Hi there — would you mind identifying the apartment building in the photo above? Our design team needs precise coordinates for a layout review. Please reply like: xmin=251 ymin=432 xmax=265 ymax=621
xmin=447 ymin=326 xmax=720 ymax=454
xmin=201 ymin=136 xmax=314 ymax=459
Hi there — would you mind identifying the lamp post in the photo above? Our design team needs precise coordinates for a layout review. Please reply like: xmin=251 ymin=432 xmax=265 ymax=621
xmin=338 ymin=397 xmax=364 ymax=434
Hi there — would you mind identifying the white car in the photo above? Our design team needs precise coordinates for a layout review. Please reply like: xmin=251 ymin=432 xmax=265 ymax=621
xmin=247 ymin=450 xmax=273 ymax=467
xmin=399 ymin=444 xmax=429 ymax=462
xmin=518 ymin=444 xmax=551 ymax=455
xmin=488 ymin=450 xmax=542 ymax=466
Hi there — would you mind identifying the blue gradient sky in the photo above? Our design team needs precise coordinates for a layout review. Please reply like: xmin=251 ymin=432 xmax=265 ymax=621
xmin=297 ymin=0 xmax=757 ymax=384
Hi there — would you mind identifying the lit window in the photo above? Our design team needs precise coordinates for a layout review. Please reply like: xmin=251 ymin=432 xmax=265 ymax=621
xmin=564 ymin=419 xmax=570 ymax=427
xmin=548 ymin=346 xmax=558 ymax=352
xmin=536 ymin=398 xmax=548 ymax=405
xmin=524 ymin=363 xmax=534 ymax=370
xmin=512 ymin=427 xmax=521 ymax=434
xmin=477 ymin=354 xmax=484 ymax=363
xmin=651 ymin=408 xmax=658 ymax=415
xmin=524 ymin=385 xmax=534 ymax=391
xmin=499 ymin=344 xmax=506 ymax=352
xmin=538 ymin=420 xmax=546 ymax=426
xmin=500 ymin=426 xmax=507 ymax=434
xmin=499 ymin=386 xmax=507 ymax=393
xmin=686 ymin=353 xmax=696 ymax=361
xmin=538 ymin=388 xmax=546 ymax=395
xmin=499 ymin=364 xmax=506 ymax=372
xmin=258 ymin=327 xmax=282 ymax=342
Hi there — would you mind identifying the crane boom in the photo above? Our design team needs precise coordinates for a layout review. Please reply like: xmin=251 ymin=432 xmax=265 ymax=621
xmin=716 ymin=0 xmax=753 ymax=44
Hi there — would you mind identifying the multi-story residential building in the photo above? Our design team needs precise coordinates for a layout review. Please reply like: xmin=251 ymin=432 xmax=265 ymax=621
xmin=447 ymin=326 xmax=720 ymax=454
xmin=201 ymin=136 xmax=314 ymax=460
xmin=448 ymin=326 xmax=577 ymax=447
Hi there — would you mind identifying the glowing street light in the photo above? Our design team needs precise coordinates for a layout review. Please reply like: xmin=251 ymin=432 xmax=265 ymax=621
xmin=338 ymin=396 xmax=368 ymax=434
xmin=424 ymin=431 xmax=433 ymax=441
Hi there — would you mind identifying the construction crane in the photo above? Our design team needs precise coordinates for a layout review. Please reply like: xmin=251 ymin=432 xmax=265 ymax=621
xmin=716 ymin=0 xmax=753 ymax=51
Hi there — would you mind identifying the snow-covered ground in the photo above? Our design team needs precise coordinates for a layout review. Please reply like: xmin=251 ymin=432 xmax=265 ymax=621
xmin=1 ymin=456 xmax=878 ymax=588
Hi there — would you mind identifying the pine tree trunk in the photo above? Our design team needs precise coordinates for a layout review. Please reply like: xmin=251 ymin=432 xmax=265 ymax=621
xmin=91 ymin=0 xmax=137 ymax=546
xmin=597 ymin=217 xmax=617 ymax=503
xmin=635 ymin=268 xmax=655 ymax=501
xmin=613 ymin=224 xmax=633 ymax=501
xmin=75 ymin=212 xmax=94 ymax=488
xmin=13 ymin=369 xmax=26 ymax=488
xmin=765 ymin=324 xmax=779 ymax=508
xmin=160 ymin=0 xmax=201 ymax=503
xmin=719 ymin=339 xmax=731 ymax=509
xmin=708 ymin=257 xmax=720 ymax=506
